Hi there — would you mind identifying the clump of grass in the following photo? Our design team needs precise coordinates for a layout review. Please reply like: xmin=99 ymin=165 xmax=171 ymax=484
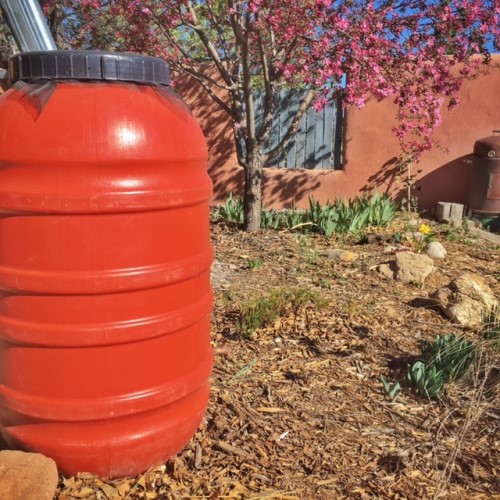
xmin=482 ymin=305 xmax=500 ymax=351
xmin=432 ymin=314 xmax=500 ymax=496
xmin=382 ymin=333 xmax=478 ymax=401
xmin=405 ymin=334 xmax=477 ymax=398
xmin=380 ymin=308 xmax=500 ymax=494
xmin=303 ymin=191 xmax=397 ymax=237
xmin=213 ymin=191 xmax=397 ymax=236
xmin=235 ymin=287 xmax=328 ymax=338
xmin=213 ymin=192 xmax=244 ymax=224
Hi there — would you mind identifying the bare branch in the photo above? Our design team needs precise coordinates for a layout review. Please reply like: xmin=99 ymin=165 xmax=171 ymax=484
xmin=241 ymin=12 xmax=256 ymax=145
xmin=266 ymin=89 xmax=315 ymax=164
xmin=256 ymin=31 xmax=275 ymax=144
xmin=174 ymin=64 xmax=234 ymax=117
xmin=204 ymin=0 xmax=231 ymax=67
xmin=186 ymin=0 xmax=233 ymax=87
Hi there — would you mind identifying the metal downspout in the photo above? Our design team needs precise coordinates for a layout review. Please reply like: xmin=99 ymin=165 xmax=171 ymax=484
xmin=0 ymin=0 xmax=56 ymax=52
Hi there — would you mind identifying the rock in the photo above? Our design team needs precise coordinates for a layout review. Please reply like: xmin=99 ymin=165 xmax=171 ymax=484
xmin=407 ymin=218 xmax=420 ymax=227
xmin=404 ymin=231 xmax=425 ymax=241
xmin=363 ymin=233 xmax=392 ymax=245
xmin=377 ymin=263 xmax=396 ymax=280
xmin=426 ymin=241 xmax=447 ymax=259
xmin=0 ymin=450 xmax=58 ymax=500
xmin=376 ymin=252 xmax=434 ymax=284
xmin=211 ymin=260 xmax=238 ymax=290
xmin=322 ymin=249 xmax=358 ymax=262
xmin=394 ymin=252 xmax=434 ymax=284
xmin=431 ymin=273 xmax=498 ymax=326
xmin=383 ymin=245 xmax=412 ymax=254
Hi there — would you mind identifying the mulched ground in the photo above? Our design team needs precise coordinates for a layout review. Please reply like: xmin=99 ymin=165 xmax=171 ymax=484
xmin=56 ymin=217 xmax=499 ymax=499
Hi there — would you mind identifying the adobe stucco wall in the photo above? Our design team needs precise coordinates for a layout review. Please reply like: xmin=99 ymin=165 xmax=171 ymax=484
xmin=180 ymin=56 xmax=500 ymax=211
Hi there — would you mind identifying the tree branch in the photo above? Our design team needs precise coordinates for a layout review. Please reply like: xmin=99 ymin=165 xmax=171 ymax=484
xmin=266 ymin=89 xmax=315 ymax=164
xmin=186 ymin=0 xmax=233 ymax=87
xmin=256 ymin=31 xmax=275 ymax=144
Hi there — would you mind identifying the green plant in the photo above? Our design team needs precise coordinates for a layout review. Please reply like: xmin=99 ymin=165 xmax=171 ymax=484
xmin=284 ymin=208 xmax=307 ymax=229
xmin=403 ymin=334 xmax=477 ymax=398
xmin=214 ymin=192 xmax=396 ymax=237
xmin=235 ymin=287 xmax=327 ymax=338
xmin=380 ymin=376 xmax=401 ymax=401
xmin=249 ymin=258 xmax=263 ymax=270
xmin=391 ymin=231 xmax=403 ymax=244
xmin=407 ymin=222 xmax=434 ymax=253
xmin=228 ymin=358 xmax=258 ymax=384
xmin=215 ymin=193 xmax=244 ymax=224
xmin=221 ymin=289 xmax=234 ymax=308
xmin=420 ymin=334 xmax=476 ymax=382
xmin=405 ymin=361 xmax=444 ymax=398
xmin=260 ymin=209 xmax=283 ymax=230
xmin=302 ymin=192 xmax=397 ymax=237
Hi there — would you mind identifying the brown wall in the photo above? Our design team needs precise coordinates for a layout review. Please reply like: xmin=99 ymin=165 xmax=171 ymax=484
xmin=1 ymin=56 xmax=497 ymax=212
xmin=178 ymin=54 xmax=500 ymax=212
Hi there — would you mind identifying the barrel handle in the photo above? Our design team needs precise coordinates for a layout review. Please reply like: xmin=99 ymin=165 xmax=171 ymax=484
xmin=493 ymin=130 xmax=500 ymax=135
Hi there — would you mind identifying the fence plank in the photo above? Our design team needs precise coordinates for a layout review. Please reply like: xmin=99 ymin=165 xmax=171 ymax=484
xmin=254 ymin=88 xmax=342 ymax=170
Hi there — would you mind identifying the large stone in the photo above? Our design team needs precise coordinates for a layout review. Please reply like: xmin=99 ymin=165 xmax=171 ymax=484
xmin=431 ymin=273 xmax=498 ymax=326
xmin=377 ymin=252 xmax=434 ymax=284
xmin=426 ymin=241 xmax=447 ymax=260
xmin=0 ymin=450 xmax=58 ymax=500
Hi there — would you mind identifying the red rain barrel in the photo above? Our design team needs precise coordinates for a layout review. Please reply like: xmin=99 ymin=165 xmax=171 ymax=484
xmin=0 ymin=51 xmax=213 ymax=478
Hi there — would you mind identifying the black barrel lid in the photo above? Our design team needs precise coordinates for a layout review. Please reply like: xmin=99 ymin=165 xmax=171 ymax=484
xmin=8 ymin=50 xmax=170 ymax=86
xmin=473 ymin=131 xmax=500 ymax=158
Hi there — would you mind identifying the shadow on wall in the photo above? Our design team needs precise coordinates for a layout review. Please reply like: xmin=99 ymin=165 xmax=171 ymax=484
xmin=263 ymin=169 xmax=322 ymax=208
xmin=363 ymin=156 xmax=400 ymax=196
xmin=174 ymin=72 xmax=241 ymax=202
xmin=175 ymin=69 xmax=322 ymax=208
xmin=361 ymin=154 xmax=473 ymax=212
xmin=362 ymin=156 xmax=419 ymax=207
xmin=415 ymin=155 xmax=472 ymax=212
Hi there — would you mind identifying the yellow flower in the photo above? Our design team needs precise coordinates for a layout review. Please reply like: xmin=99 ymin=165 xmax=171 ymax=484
xmin=419 ymin=224 xmax=431 ymax=235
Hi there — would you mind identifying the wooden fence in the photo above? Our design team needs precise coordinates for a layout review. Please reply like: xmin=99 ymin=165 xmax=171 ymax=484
xmin=254 ymin=88 xmax=344 ymax=170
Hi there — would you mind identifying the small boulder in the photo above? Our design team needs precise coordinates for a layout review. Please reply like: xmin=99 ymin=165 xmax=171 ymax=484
xmin=431 ymin=273 xmax=498 ymax=326
xmin=0 ymin=450 xmax=58 ymax=500
xmin=376 ymin=252 xmax=434 ymax=284
xmin=377 ymin=262 xmax=396 ymax=280
xmin=322 ymin=249 xmax=359 ymax=262
xmin=426 ymin=241 xmax=447 ymax=259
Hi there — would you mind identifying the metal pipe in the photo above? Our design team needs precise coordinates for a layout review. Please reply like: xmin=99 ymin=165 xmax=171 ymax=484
xmin=0 ymin=0 xmax=57 ymax=52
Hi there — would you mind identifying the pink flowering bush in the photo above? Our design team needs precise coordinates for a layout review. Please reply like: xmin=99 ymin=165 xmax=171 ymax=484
xmin=44 ymin=0 xmax=500 ymax=230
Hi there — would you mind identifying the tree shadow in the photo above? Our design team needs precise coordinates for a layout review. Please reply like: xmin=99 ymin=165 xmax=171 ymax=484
xmin=363 ymin=156 xmax=400 ymax=195
xmin=414 ymin=155 xmax=472 ymax=212
xmin=174 ymin=70 xmax=242 ymax=203
xmin=263 ymin=168 xmax=322 ymax=208
xmin=176 ymin=70 xmax=327 ymax=208
xmin=407 ymin=297 xmax=442 ymax=313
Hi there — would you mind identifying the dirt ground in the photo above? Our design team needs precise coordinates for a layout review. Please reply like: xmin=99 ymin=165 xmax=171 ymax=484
xmin=57 ymin=217 xmax=499 ymax=500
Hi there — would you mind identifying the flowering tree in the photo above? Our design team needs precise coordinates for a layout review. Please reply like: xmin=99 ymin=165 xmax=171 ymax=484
xmin=45 ymin=0 xmax=499 ymax=231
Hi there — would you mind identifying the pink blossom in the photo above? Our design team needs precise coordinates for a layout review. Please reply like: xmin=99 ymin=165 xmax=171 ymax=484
xmin=59 ymin=0 xmax=500 ymax=160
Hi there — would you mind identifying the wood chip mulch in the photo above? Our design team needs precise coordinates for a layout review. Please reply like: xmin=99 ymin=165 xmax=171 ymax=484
xmin=56 ymin=219 xmax=499 ymax=499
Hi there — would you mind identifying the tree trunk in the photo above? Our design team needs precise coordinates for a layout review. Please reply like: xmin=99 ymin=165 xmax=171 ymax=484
xmin=243 ymin=148 xmax=264 ymax=232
